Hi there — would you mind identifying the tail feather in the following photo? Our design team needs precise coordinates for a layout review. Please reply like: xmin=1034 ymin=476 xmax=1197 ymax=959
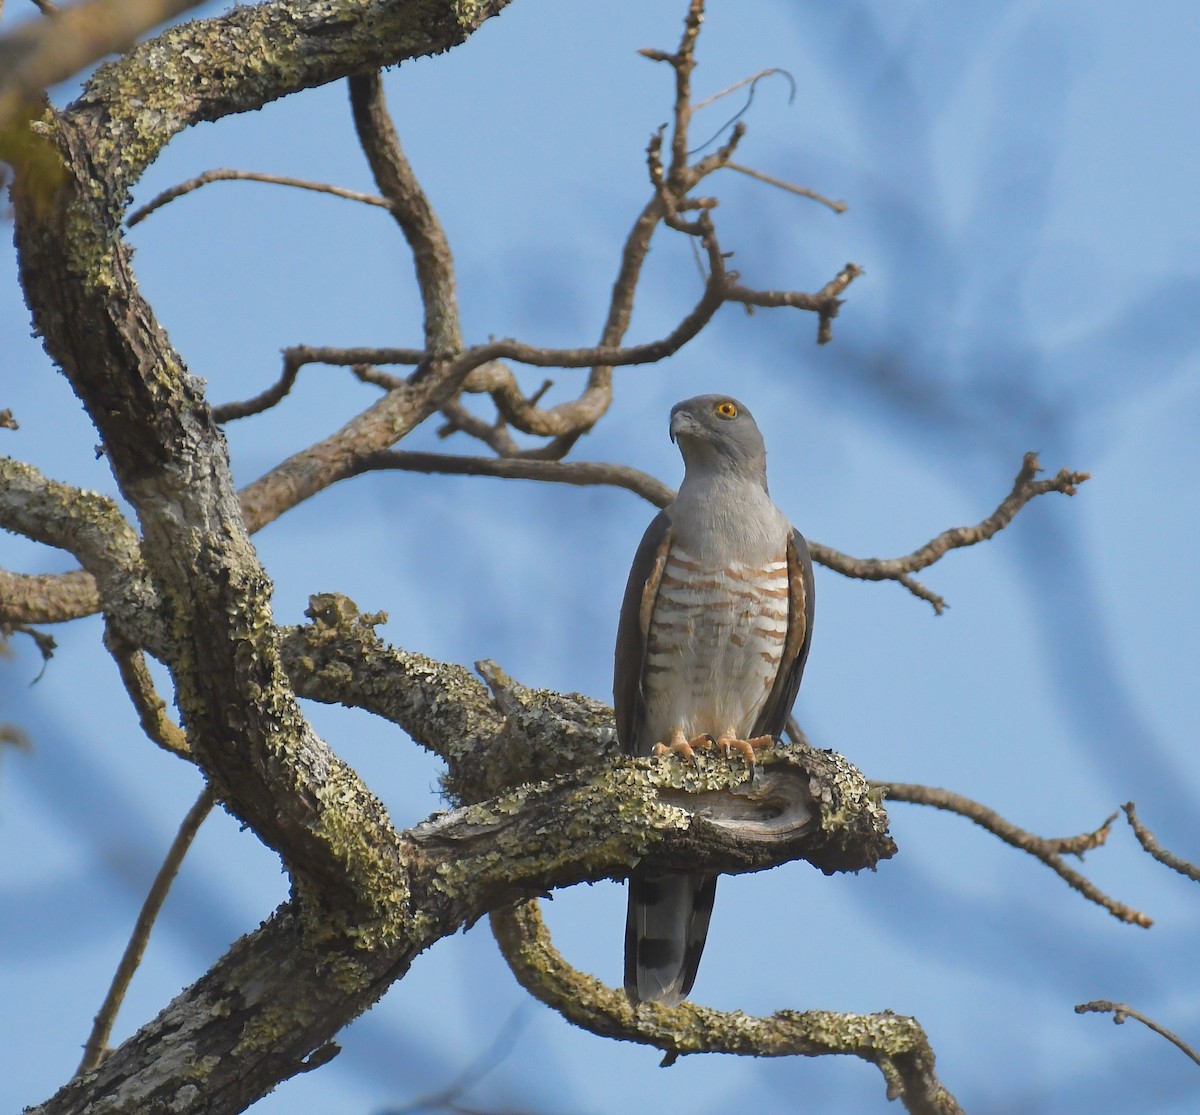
xmin=624 ymin=871 xmax=717 ymax=1005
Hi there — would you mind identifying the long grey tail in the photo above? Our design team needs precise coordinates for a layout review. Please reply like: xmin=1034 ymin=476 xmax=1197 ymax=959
xmin=624 ymin=871 xmax=717 ymax=1005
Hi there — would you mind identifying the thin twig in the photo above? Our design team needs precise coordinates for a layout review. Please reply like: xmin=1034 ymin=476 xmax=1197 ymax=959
xmin=810 ymin=451 xmax=1091 ymax=613
xmin=3 ymin=620 xmax=56 ymax=668
xmin=1075 ymin=1001 xmax=1200 ymax=1067
xmin=879 ymin=782 xmax=1149 ymax=927
xmin=1123 ymin=801 xmax=1200 ymax=882
xmin=689 ymin=68 xmax=797 ymax=155
xmin=724 ymin=161 xmax=847 ymax=213
xmin=76 ymin=786 xmax=216 ymax=1074
xmin=126 ymin=168 xmax=391 ymax=227
xmin=212 ymin=346 xmax=422 ymax=423
xmin=362 ymin=445 xmax=1084 ymax=617
xmin=727 ymin=261 xmax=863 ymax=345
xmin=354 ymin=450 xmax=676 ymax=506
xmin=694 ymin=66 xmax=796 ymax=112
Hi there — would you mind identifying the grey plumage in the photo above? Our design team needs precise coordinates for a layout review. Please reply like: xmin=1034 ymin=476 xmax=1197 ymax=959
xmin=614 ymin=395 xmax=814 ymax=1005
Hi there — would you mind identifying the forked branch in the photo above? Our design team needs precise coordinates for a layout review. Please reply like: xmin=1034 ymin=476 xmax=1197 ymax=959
xmin=809 ymin=451 xmax=1091 ymax=613
xmin=879 ymin=782 xmax=1149 ymax=927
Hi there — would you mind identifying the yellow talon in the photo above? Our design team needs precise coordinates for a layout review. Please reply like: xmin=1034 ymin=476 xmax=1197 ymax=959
xmin=715 ymin=731 xmax=774 ymax=769
xmin=653 ymin=728 xmax=716 ymax=765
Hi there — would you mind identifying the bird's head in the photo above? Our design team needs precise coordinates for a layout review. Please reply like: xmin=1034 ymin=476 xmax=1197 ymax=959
xmin=669 ymin=394 xmax=768 ymax=481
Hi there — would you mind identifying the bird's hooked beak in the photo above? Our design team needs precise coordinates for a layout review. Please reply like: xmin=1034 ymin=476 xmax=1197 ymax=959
xmin=669 ymin=409 xmax=700 ymax=444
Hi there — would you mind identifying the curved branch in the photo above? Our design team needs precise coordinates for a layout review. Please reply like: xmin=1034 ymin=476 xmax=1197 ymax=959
xmin=5 ymin=0 xmax=514 ymax=202
xmin=354 ymin=450 xmax=677 ymax=507
xmin=0 ymin=458 xmax=158 ymax=642
xmin=126 ymin=168 xmax=391 ymax=227
xmin=879 ymin=782 xmax=1150 ymax=927
xmin=103 ymin=620 xmax=190 ymax=758
xmin=490 ymin=901 xmax=962 ymax=1114
xmin=349 ymin=71 xmax=462 ymax=357
xmin=33 ymin=739 xmax=889 ymax=1115
xmin=1075 ymin=1001 xmax=1200 ymax=1067
xmin=1123 ymin=801 xmax=1200 ymax=882
xmin=210 ymin=346 xmax=422 ymax=423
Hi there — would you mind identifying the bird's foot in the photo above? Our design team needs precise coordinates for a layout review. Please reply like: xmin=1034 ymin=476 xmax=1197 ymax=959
xmin=714 ymin=731 xmax=774 ymax=770
xmin=653 ymin=728 xmax=716 ymax=765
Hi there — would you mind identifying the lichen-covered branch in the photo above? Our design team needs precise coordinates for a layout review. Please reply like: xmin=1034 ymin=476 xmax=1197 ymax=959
xmin=32 ymin=738 xmax=889 ymax=1115
xmin=490 ymin=901 xmax=962 ymax=1115
xmin=7 ymin=2 xmax=521 ymax=933
xmin=0 ymin=457 xmax=158 ymax=640
xmin=278 ymin=593 xmax=507 ymax=782
xmin=0 ymin=0 xmax=207 ymax=130
xmin=0 ymin=567 xmax=100 ymax=624
xmin=278 ymin=596 xmax=884 ymax=846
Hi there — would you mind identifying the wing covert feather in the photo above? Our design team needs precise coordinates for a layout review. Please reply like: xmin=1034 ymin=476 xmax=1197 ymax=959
xmin=753 ymin=528 xmax=815 ymax=740
xmin=613 ymin=511 xmax=673 ymax=756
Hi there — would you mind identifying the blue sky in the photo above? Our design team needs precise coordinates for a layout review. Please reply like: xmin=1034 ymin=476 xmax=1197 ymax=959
xmin=3 ymin=2 xmax=1199 ymax=1112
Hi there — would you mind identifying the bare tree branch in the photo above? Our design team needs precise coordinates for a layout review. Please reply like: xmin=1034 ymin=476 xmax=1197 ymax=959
xmin=103 ymin=620 xmax=190 ymax=759
xmin=1075 ymin=1001 xmax=1200 ymax=1067
xmin=0 ymin=441 xmax=1089 ymax=630
xmin=349 ymin=71 xmax=463 ymax=357
xmin=491 ymin=901 xmax=963 ymax=1114
xmin=1122 ymin=801 xmax=1200 ymax=882
xmin=810 ymin=451 xmax=1091 ymax=613
xmin=126 ymin=168 xmax=391 ymax=227
xmin=77 ymin=786 xmax=215 ymax=1074
xmin=355 ymin=450 xmax=677 ymax=506
xmin=724 ymin=160 xmax=847 ymax=213
xmin=210 ymin=346 xmax=422 ymax=423
xmin=879 ymin=783 xmax=1150 ymax=927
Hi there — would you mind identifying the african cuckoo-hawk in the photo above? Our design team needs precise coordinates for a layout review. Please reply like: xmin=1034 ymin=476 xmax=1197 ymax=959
xmin=614 ymin=394 xmax=815 ymax=1005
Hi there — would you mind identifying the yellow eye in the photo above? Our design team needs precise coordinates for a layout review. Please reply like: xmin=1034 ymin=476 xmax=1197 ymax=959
xmin=714 ymin=400 xmax=738 ymax=419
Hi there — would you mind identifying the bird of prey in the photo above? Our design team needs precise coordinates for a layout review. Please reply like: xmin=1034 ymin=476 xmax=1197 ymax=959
xmin=613 ymin=394 xmax=815 ymax=1005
